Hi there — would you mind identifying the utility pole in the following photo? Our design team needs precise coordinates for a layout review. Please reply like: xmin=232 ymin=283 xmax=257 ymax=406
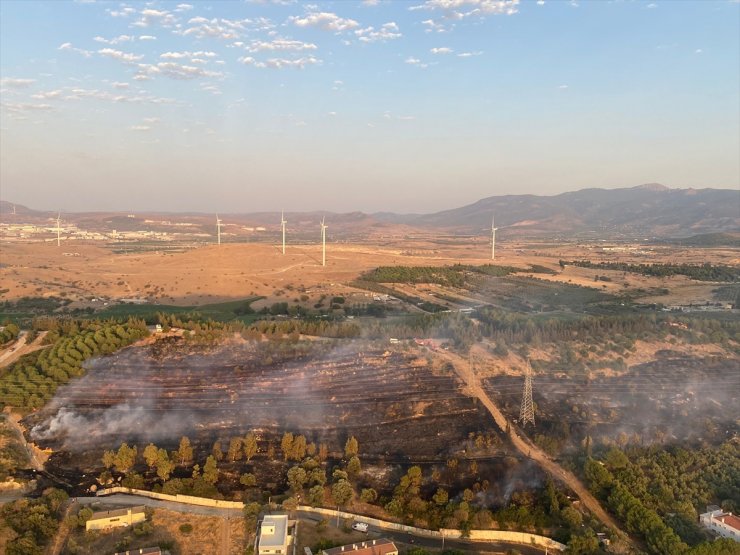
xmin=519 ymin=360 xmax=535 ymax=427
xmin=216 ymin=214 xmax=223 ymax=245
xmin=491 ymin=215 xmax=498 ymax=260
xmin=281 ymin=210 xmax=287 ymax=255
xmin=321 ymin=218 xmax=327 ymax=267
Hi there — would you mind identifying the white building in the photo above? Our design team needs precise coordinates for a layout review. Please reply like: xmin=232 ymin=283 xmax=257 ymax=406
xmin=699 ymin=507 xmax=740 ymax=541
xmin=258 ymin=514 xmax=293 ymax=555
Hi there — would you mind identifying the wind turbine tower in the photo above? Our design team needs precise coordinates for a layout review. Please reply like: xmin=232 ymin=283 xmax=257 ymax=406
xmin=320 ymin=217 xmax=327 ymax=267
xmin=56 ymin=212 xmax=61 ymax=247
xmin=216 ymin=214 xmax=223 ymax=245
xmin=281 ymin=210 xmax=287 ymax=255
xmin=519 ymin=360 xmax=535 ymax=427
xmin=491 ymin=215 xmax=498 ymax=260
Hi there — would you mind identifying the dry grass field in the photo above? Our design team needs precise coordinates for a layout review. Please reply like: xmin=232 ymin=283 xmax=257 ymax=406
xmin=1 ymin=238 xmax=734 ymax=310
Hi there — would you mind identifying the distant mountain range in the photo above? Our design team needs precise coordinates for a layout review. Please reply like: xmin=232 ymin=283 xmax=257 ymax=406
xmin=378 ymin=184 xmax=740 ymax=238
xmin=2 ymin=184 xmax=738 ymax=240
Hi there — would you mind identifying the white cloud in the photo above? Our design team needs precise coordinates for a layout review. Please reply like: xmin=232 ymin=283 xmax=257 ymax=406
xmin=175 ymin=3 xmax=194 ymax=11
xmin=129 ymin=124 xmax=152 ymax=131
xmin=415 ymin=0 xmax=519 ymax=30
xmin=112 ymin=82 xmax=130 ymax=89
xmin=143 ymin=117 xmax=160 ymax=124
xmin=108 ymin=6 xmax=136 ymax=17
xmin=558 ymin=84 xmax=568 ymax=89
xmin=646 ymin=2 xmax=657 ymax=7
xmin=139 ymin=35 xmax=157 ymax=41
xmin=430 ymin=47 xmax=453 ymax=54
xmin=180 ymin=17 xmax=248 ymax=39
xmin=134 ymin=8 xmax=177 ymax=28
xmin=421 ymin=19 xmax=447 ymax=33
xmin=0 ymin=78 xmax=37 ymax=88
xmin=161 ymin=50 xmax=212 ymax=59
xmin=58 ymin=42 xmax=93 ymax=57
xmin=405 ymin=56 xmax=428 ymax=68
xmin=135 ymin=61 xmax=223 ymax=80
xmin=98 ymin=48 xmax=144 ymax=64
xmin=362 ymin=0 xmax=380 ymax=5
xmin=200 ymin=83 xmax=222 ymax=95
xmin=355 ymin=22 xmax=402 ymax=43
xmin=62 ymin=87 xmax=175 ymax=104
xmin=239 ymin=56 xmax=321 ymax=69
xmin=457 ymin=50 xmax=483 ymax=57
xmin=246 ymin=39 xmax=318 ymax=52
xmin=332 ymin=80 xmax=344 ymax=90
xmin=1 ymin=102 xmax=55 ymax=113
xmin=93 ymin=34 xmax=134 ymax=45
xmin=537 ymin=0 xmax=544 ymax=4
xmin=31 ymin=90 xmax=64 ymax=100
xmin=290 ymin=12 xmax=359 ymax=32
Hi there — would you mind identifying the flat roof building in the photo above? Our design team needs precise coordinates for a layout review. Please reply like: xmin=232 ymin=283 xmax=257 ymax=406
xmin=322 ymin=539 xmax=398 ymax=555
xmin=86 ymin=506 xmax=146 ymax=531
xmin=258 ymin=514 xmax=293 ymax=555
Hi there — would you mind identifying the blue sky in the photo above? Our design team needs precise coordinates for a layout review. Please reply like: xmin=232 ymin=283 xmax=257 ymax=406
xmin=1 ymin=0 xmax=738 ymax=213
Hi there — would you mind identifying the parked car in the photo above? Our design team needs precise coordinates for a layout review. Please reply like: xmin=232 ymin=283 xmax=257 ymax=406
xmin=351 ymin=522 xmax=369 ymax=532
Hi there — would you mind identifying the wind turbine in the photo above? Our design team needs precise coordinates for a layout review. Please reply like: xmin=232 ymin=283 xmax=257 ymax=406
xmin=320 ymin=217 xmax=327 ymax=267
xmin=281 ymin=210 xmax=287 ymax=255
xmin=491 ymin=214 xmax=498 ymax=260
xmin=56 ymin=211 xmax=61 ymax=247
xmin=216 ymin=214 xmax=223 ymax=245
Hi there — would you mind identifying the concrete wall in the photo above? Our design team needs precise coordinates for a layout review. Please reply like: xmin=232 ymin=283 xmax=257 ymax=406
xmin=296 ymin=506 xmax=565 ymax=552
xmin=96 ymin=487 xmax=244 ymax=509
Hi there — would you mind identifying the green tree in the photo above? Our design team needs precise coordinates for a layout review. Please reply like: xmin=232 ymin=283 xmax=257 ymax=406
xmin=561 ymin=507 xmax=583 ymax=529
xmin=344 ymin=436 xmax=359 ymax=458
xmin=308 ymin=485 xmax=324 ymax=507
xmin=240 ymin=473 xmax=257 ymax=487
xmin=331 ymin=479 xmax=353 ymax=507
xmin=203 ymin=455 xmax=219 ymax=485
xmin=360 ymin=488 xmax=377 ymax=503
xmin=156 ymin=448 xmax=174 ymax=482
xmin=287 ymin=466 xmax=308 ymax=493
xmin=114 ymin=443 xmax=137 ymax=473
xmin=347 ymin=456 xmax=361 ymax=478
xmin=177 ymin=436 xmax=193 ymax=465
xmin=143 ymin=443 xmax=158 ymax=470
xmin=281 ymin=432 xmax=294 ymax=461
xmin=244 ymin=432 xmax=258 ymax=462
xmin=433 ymin=488 xmax=449 ymax=506
xmin=228 ymin=437 xmax=243 ymax=462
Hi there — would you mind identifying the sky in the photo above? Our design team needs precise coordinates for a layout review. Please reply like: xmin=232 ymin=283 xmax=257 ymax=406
xmin=0 ymin=0 xmax=738 ymax=214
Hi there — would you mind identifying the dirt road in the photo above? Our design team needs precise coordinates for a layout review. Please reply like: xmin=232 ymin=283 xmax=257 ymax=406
xmin=436 ymin=349 xmax=631 ymax=541
xmin=0 ymin=331 xmax=49 ymax=370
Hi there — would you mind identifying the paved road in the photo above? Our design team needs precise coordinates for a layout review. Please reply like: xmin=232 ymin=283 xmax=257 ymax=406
xmin=295 ymin=511 xmax=549 ymax=555
xmin=76 ymin=494 xmax=244 ymax=517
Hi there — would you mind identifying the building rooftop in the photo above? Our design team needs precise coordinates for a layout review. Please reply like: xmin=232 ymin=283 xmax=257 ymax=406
xmin=323 ymin=539 xmax=397 ymax=555
xmin=90 ymin=505 xmax=146 ymax=520
xmin=259 ymin=514 xmax=289 ymax=548
xmin=716 ymin=513 xmax=740 ymax=532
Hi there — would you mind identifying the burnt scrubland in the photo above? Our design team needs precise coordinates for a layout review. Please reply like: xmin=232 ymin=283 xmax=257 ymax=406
xmin=0 ymin=257 xmax=738 ymax=554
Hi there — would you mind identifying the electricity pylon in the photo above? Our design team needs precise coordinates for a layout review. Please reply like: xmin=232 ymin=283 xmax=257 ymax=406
xmin=519 ymin=360 xmax=535 ymax=427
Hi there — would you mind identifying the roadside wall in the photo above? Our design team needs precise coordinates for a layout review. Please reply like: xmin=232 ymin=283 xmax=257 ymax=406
xmin=96 ymin=487 xmax=244 ymax=509
xmin=296 ymin=505 xmax=566 ymax=552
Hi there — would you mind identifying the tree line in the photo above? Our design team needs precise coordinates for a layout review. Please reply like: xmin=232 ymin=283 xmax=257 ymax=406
xmin=563 ymin=260 xmax=740 ymax=282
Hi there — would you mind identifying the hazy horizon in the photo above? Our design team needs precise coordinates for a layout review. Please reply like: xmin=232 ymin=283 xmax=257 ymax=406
xmin=1 ymin=0 xmax=738 ymax=213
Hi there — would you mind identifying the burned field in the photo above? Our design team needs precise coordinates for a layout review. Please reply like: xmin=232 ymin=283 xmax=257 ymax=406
xmin=485 ymin=354 xmax=740 ymax=452
xmin=27 ymin=337 xmax=502 ymax=461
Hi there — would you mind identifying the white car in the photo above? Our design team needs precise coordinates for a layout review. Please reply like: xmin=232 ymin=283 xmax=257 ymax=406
xmin=351 ymin=522 xmax=369 ymax=533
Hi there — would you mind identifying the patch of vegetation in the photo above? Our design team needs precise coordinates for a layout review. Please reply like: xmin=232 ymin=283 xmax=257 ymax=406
xmin=1 ymin=487 xmax=68 ymax=555
xmin=563 ymin=260 xmax=740 ymax=282
xmin=95 ymin=296 xmax=264 ymax=323
xmin=0 ymin=319 xmax=149 ymax=409
xmin=584 ymin=440 xmax=740 ymax=554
